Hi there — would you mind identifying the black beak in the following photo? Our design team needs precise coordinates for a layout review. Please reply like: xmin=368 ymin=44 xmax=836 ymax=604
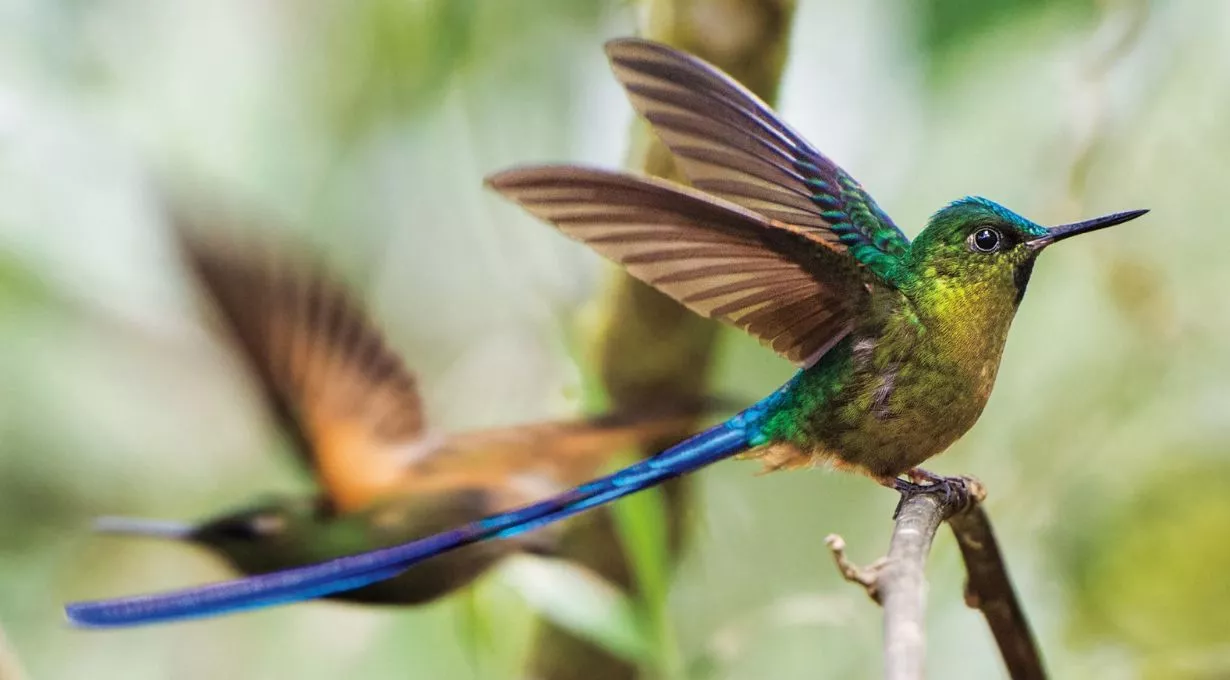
xmin=1028 ymin=209 xmax=1149 ymax=250
xmin=93 ymin=516 xmax=195 ymax=540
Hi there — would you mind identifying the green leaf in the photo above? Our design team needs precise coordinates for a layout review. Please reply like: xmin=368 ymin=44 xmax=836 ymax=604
xmin=916 ymin=0 xmax=1096 ymax=78
xmin=608 ymin=469 xmax=684 ymax=680
xmin=497 ymin=555 xmax=650 ymax=665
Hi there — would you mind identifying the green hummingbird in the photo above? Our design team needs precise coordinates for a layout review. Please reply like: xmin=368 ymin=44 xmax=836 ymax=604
xmin=65 ymin=38 xmax=1147 ymax=627
xmin=84 ymin=201 xmax=731 ymax=607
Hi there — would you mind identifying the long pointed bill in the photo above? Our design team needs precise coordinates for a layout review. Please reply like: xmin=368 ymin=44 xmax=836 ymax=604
xmin=1028 ymin=209 xmax=1149 ymax=250
xmin=93 ymin=516 xmax=196 ymax=541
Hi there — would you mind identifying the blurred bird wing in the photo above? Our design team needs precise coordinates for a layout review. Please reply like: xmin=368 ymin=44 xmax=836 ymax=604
xmin=176 ymin=209 xmax=426 ymax=512
xmin=486 ymin=166 xmax=867 ymax=366
xmin=605 ymin=38 xmax=909 ymax=279
xmin=429 ymin=395 xmax=734 ymax=486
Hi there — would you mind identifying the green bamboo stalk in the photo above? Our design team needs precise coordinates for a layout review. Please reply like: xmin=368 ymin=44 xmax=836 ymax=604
xmin=526 ymin=2 xmax=797 ymax=678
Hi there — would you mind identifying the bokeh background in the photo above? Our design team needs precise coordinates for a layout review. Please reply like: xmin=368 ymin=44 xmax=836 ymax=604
xmin=1 ymin=0 xmax=1227 ymax=678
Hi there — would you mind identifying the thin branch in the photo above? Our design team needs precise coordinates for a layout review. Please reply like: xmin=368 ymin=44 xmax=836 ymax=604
xmin=825 ymin=534 xmax=884 ymax=604
xmin=948 ymin=504 xmax=1047 ymax=680
xmin=828 ymin=478 xmax=1047 ymax=680
xmin=879 ymin=490 xmax=951 ymax=680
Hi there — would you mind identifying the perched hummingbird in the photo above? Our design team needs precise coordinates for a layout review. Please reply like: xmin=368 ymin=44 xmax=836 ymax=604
xmin=65 ymin=38 xmax=1147 ymax=627
xmin=82 ymin=203 xmax=732 ymax=607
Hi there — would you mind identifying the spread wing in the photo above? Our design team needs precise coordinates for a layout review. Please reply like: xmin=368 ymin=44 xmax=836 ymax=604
xmin=422 ymin=395 xmax=738 ymax=489
xmin=175 ymin=207 xmax=424 ymax=512
xmin=605 ymin=38 xmax=910 ymax=280
xmin=486 ymin=166 xmax=868 ymax=366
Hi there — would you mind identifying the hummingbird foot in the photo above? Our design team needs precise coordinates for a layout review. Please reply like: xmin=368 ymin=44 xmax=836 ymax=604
xmin=905 ymin=467 xmax=950 ymax=486
xmin=878 ymin=470 xmax=973 ymax=519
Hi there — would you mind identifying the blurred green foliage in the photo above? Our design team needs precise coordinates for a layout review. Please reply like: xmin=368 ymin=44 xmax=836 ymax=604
xmin=917 ymin=0 xmax=1096 ymax=76
xmin=309 ymin=0 xmax=606 ymax=143
xmin=609 ymin=468 xmax=683 ymax=678
xmin=0 ymin=0 xmax=1226 ymax=678
xmin=1057 ymin=459 xmax=1230 ymax=678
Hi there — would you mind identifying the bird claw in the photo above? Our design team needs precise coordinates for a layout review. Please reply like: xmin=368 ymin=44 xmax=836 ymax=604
xmin=905 ymin=467 xmax=947 ymax=485
xmin=883 ymin=469 xmax=972 ymax=519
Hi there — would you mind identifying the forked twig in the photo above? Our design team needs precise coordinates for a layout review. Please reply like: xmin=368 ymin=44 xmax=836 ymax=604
xmin=825 ymin=534 xmax=885 ymax=604
xmin=828 ymin=478 xmax=1046 ymax=680
xmin=949 ymin=503 xmax=1046 ymax=680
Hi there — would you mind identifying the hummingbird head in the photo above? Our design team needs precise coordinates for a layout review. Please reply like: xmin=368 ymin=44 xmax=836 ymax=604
xmin=185 ymin=496 xmax=326 ymax=573
xmin=908 ymin=197 xmax=1147 ymax=307
xmin=93 ymin=495 xmax=325 ymax=575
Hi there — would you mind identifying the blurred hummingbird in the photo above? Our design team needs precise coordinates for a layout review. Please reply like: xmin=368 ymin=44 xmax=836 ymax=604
xmin=66 ymin=38 xmax=1148 ymax=627
xmin=81 ymin=202 xmax=733 ymax=607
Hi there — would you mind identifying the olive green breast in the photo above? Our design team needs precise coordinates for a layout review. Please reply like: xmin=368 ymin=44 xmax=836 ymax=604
xmin=755 ymin=287 xmax=1014 ymax=479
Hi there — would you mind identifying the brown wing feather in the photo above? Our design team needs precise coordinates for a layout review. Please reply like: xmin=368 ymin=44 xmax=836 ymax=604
xmin=174 ymin=207 xmax=423 ymax=512
xmin=398 ymin=396 xmax=738 ymax=496
xmin=486 ymin=166 xmax=863 ymax=365
xmin=604 ymin=38 xmax=911 ymax=271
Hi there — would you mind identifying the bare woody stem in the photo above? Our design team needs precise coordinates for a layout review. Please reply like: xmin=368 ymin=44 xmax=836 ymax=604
xmin=949 ymin=504 xmax=1047 ymax=680
xmin=829 ymin=478 xmax=1047 ymax=680
xmin=526 ymin=1 xmax=797 ymax=679
xmin=880 ymin=492 xmax=949 ymax=680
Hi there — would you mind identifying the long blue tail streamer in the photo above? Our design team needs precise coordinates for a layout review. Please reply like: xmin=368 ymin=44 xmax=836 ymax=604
xmin=65 ymin=418 xmax=752 ymax=628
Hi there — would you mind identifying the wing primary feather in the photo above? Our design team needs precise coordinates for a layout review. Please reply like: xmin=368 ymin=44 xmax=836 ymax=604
xmin=650 ymin=259 xmax=788 ymax=284
xmin=676 ymin=270 xmax=806 ymax=304
xmin=604 ymin=38 xmax=912 ymax=268
xmin=486 ymin=165 xmax=866 ymax=364
xmin=610 ymin=51 xmax=807 ymax=152
xmin=169 ymin=203 xmax=425 ymax=508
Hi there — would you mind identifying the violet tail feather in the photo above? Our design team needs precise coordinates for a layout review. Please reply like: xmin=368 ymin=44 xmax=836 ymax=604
xmin=65 ymin=417 xmax=756 ymax=628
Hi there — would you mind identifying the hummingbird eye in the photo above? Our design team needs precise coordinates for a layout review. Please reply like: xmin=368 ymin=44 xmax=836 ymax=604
xmin=249 ymin=514 xmax=286 ymax=537
xmin=969 ymin=228 xmax=1002 ymax=253
xmin=211 ymin=514 xmax=285 ymax=541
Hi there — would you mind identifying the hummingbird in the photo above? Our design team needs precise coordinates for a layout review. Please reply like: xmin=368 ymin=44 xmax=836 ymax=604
xmin=81 ymin=201 xmax=733 ymax=607
xmin=65 ymin=38 xmax=1147 ymax=627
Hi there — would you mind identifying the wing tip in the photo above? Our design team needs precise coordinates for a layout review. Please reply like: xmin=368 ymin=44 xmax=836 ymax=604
xmin=483 ymin=167 xmax=523 ymax=192
xmin=485 ymin=165 xmax=622 ymax=194
xmin=603 ymin=36 xmax=696 ymax=67
xmin=602 ymin=36 xmax=656 ymax=60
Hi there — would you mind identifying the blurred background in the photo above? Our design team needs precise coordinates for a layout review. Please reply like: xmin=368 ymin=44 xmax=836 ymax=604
xmin=1 ymin=0 xmax=1227 ymax=678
